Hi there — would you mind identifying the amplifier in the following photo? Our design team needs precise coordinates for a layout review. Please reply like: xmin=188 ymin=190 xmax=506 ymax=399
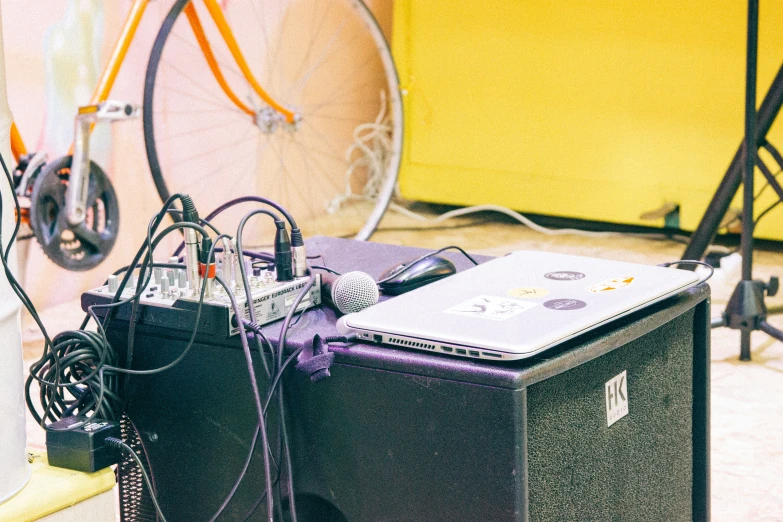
xmin=103 ymin=237 xmax=710 ymax=522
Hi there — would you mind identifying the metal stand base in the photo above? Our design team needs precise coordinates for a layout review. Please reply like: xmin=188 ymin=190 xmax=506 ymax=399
xmin=716 ymin=280 xmax=783 ymax=360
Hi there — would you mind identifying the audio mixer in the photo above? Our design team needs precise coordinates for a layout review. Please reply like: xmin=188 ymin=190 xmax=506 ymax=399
xmin=82 ymin=265 xmax=321 ymax=339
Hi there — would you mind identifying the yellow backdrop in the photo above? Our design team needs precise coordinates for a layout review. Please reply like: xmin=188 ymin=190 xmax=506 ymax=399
xmin=393 ymin=1 xmax=783 ymax=239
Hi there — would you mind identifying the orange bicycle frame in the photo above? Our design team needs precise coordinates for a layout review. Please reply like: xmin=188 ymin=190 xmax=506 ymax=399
xmin=10 ymin=0 xmax=293 ymax=162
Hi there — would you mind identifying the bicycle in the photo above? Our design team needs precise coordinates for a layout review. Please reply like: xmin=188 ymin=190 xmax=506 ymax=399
xmin=11 ymin=0 xmax=403 ymax=271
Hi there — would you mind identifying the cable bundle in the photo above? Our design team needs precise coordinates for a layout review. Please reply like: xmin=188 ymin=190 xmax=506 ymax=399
xmin=0 ymin=151 xmax=325 ymax=521
xmin=27 ymin=330 xmax=120 ymax=424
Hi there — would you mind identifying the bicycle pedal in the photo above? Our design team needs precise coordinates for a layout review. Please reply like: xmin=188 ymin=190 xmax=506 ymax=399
xmin=79 ymin=100 xmax=140 ymax=122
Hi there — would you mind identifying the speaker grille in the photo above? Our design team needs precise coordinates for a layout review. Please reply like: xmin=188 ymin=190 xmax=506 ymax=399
xmin=119 ymin=415 xmax=157 ymax=521
xmin=526 ymin=310 xmax=695 ymax=521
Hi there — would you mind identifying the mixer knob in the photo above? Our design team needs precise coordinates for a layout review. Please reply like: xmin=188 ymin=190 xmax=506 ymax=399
xmin=108 ymin=275 xmax=119 ymax=293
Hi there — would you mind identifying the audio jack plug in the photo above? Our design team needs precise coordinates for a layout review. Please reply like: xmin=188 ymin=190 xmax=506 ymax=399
xmin=274 ymin=221 xmax=294 ymax=282
xmin=198 ymin=236 xmax=216 ymax=297
xmin=291 ymin=227 xmax=307 ymax=278
xmin=181 ymin=195 xmax=202 ymax=291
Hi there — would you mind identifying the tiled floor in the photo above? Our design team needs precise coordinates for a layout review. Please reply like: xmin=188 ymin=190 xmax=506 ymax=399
xmin=20 ymin=206 xmax=783 ymax=520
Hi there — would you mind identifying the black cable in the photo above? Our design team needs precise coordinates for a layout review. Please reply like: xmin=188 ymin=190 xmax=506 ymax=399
xmin=307 ymin=264 xmax=340 ymax=275
xmin=172 ymin=196 xmax=297 ymax=257
xmin=204 ymin=196 xmax=298 ymax=230
xmin=719 ymin=165 xmax=783 ymax=232
xmin=216 ymin=276 xmax=275 ymax=522
xmin=0 ymin=153 xmax=23 ymax=258
xmin=233 ymin=208 xmax=294 ymax=521
xmin=377 ymin=245 xmax=480 ymax=285
xmin=262 ymin=346 xmax=305 ymax=414
xmin=241 ymin=475 xmax=282 ymax=522
xmin=236 ymin=209 xmax=285 ymax=380
xmin=25 ymin=220 xmax=213 ymax=424
xmin=289 ymin=300 xmax=312 ymax=327
xmin=24 ymin=197 xmax=211 ymax=424
xmin=114 ymin=196 xmax=195 ymax=390
xmin=112 ymin=262 xmax=185 ymax=277
xmin=3 ymin=158 xmax=307 ymax=519
xmin=270 ymin=275 xmax=315 ymax=522
xmin=32 ymin=224 xmax=281 ymax=520
xmin=752 ymin=166 xmax=782 ymax=201
xmin=105 ymin=437 xmax=168 ymax=522
xmin=755 ymin=200 xmax=780 ymax=227
xmin=93 ymin=223 xmax=213 ymax=376
xmin=166 ymin=209 xmax=221 ymax=236
xmin=1 ymin=152 xmax=65 ymax=423
xmin=660 ymin=260 xmax=715 ymax=285
xmin=208 ymin=426 xmax=261 ymax=522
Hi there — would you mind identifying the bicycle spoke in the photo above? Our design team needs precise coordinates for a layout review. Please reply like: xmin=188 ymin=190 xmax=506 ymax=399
xmin=164 ymin=128 xmax=257 ymax=166
xmin=305 ymin=113 xmax=376 ymax=126
xmin=247 ymin=0 xmax=274 ymax=85
xmin=299 ymin=99 xmax=390 ymax=111
xmin=160 ymin=58 xmax=243 ymax=111
xmin=295 ymin=56 xmax=381 ymax=111
xmin=178 ymin=139 xmax=259 ymax=190
xmin=286 ymin=17 xmax=352 ymax=100
xmin=270 ymin=0 xmax=293 ymax=97
xmin=170 ymin=29 xmax=245 ymax=81
xmin=291 ymin=139 xmax=345 ymax=196
xmin=301 ymin=120 xmax=350 ymax=159
xmin=145 ymin=0 xmax=402 ymax=240
xmin=289 ymin=0 xmax=335 ymax=90
xmin=266 ymin=136 xmax=314 ymax=215
xmin=157 ymin=116 xmax=248 ymax=143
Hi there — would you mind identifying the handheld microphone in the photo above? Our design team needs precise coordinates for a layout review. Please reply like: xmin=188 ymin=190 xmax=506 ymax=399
xmin=313 ymin=269 xmax=379 ymax=315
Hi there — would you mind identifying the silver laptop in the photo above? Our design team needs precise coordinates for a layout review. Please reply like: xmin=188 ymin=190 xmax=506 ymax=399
xmin=337 ymin=250 xmax=701 ymax=360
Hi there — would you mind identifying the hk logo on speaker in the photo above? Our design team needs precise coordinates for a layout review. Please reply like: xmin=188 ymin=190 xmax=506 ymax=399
xmin=605 ymin=370 xmax=629 ymax=427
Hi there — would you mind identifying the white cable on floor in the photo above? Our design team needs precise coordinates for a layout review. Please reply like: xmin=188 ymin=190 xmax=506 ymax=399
xmin=387 ymin=202 xmax=624 ymax=237
xmin=328 ymin=90 xmax=393 ymax=214
xmin=334 ymin=93 xmax=693 ymax=243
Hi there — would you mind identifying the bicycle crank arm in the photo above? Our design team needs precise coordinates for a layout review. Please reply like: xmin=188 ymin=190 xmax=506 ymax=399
xmin=67 ymin=101 xmax=140 ymax=226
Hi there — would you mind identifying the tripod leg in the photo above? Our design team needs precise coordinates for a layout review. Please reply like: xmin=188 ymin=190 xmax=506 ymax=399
xmin=759 ymin=320 xmax=783 ymax=342
xmin=740 ymin=329 xmax=752 ymax=361
xmin=682 ymin=149 xmax=744 ymax=261
xmin=682 ymin=61 xmax=783 ymax=263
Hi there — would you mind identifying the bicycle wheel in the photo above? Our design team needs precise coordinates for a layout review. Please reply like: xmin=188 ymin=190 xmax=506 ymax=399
xmin=144 ymin=0 xmax=403 ymax=244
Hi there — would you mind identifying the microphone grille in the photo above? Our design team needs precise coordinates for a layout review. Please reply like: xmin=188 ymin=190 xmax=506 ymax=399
xmin=332 ymin=271 xmax=380 ymax=314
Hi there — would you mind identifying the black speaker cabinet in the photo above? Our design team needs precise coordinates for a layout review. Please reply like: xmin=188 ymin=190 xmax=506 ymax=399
xmin=99 ymin=238 xmax=709 ymax=522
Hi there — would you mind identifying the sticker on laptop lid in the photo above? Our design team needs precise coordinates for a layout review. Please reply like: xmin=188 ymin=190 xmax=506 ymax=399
xmin=545 ymin=271 xmax=585 ymax=281
xmin=588 ymin=276 xmax=635 ymax=293
xmin=507 ymin=286 xmax=550 ymax=299
xmin=445 ymin=295 xmax=538 ymax=321
xmin=543 ymin=298 xmax=587 ymax=310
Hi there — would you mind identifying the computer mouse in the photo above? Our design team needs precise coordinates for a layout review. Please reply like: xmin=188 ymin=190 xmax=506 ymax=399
xmin=378 ymin=255 xmax=457 ymax=295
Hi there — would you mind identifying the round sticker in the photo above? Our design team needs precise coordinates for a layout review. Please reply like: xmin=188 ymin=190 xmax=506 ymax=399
xmin=544 ymin=298 xmax=587 ymax=311
xmin=588 ymin=277 xmax=635 ymax=293
xmin=507 ymin=287 xmax=550 ymax=299
xmin=545 ymin=271 xmax=585 ymax=281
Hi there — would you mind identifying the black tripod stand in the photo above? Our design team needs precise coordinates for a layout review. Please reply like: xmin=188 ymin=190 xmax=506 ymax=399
xmin=682 ymin=0 xmax=783 ymax=360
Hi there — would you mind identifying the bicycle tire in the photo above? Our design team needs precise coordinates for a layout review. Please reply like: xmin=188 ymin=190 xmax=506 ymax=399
xmin=143 ymin=0 xmax=403 ymax=242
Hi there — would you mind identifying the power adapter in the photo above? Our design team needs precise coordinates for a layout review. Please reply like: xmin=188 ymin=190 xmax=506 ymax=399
xmin=46 ymin=416 xmax=122 ymax=473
